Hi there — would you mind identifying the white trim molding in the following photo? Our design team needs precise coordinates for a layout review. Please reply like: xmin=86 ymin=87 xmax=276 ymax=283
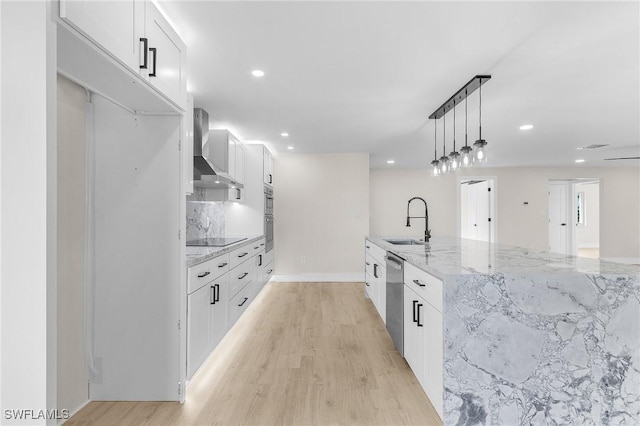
xmin=601 ymin=257 xmax=640 ymax=266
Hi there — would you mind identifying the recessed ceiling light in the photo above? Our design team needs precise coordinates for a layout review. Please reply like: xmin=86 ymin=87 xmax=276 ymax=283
xmin=281 ymin=132 xmax=289 ymax=137
xmin=287 ymin=146 xmax=294 ymax=150
xmin=387 ymin=160 xmax=395 ymax=164
xmin=575 ymin=159 xmax=585 ymax=163
xmin=519 ymin=124 xmax=534 ymax=130
xmin=251 ymin=70 xmax=265 ymax=77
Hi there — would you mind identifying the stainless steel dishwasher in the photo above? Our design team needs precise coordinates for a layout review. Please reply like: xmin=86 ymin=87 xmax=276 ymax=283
xmin=385 ymin=252 xmax=404 ymax=356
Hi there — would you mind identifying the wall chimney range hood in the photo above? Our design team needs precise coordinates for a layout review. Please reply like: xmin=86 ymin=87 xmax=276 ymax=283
xmin=193 ymin=108 xmax=244 ymax=189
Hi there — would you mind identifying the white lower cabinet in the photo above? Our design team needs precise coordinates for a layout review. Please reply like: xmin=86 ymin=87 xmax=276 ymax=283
xmin=365 ymin=241 xmax=386 ymax=323
xmin=403 ymin=268 xmax=444 ymax=420
xmin=187 ymin=238 xmax=271 ymax=380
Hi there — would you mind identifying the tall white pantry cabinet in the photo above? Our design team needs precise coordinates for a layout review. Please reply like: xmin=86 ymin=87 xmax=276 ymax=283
xmin=57 ymin=0 xmax=189 ymax=401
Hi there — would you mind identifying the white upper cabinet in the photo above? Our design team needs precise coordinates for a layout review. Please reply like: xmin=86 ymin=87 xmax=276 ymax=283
xmin=183 ymin=94 xmax=194 ymax=194
xmin=58 ymin=0 xmax=187 ymax=112
xmin=143 ymin=1 xmax=187 ymax=109
xmin=59 ymin=0 xmax=143 ymax=73
xmin=263 ymin=147 xmax=274 ymax=187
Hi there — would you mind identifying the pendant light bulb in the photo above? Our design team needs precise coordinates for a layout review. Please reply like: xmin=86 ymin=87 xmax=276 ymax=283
xmin=474 ymin=78 xmax=488 ymax=164
xmin=461 ymin=89 xmax=472 ymax=167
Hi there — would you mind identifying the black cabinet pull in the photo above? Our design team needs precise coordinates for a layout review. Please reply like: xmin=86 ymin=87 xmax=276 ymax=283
xmin=139 ymin=38 xmax=148 ymax=69
xmin=149 ymin=47 xmax=157 ymax=77
xmin=269 ymin=174 xmax=272 ymax=184
xmin=413 ymin=279 xmax=426 ymax=287
xmin=365 ymin=262 xmax=370 ymax=266
xmin=238 ymin=297 xmax=248 ymax=307
xmin=267 ymin=269 xmax=273 ymax=274
xmin=258 ymin=254 xmax=262 ymax=266
xmin=260 ymin=243 xmax=265 ymax=246
xmin=366 ymin=245 xmax=370 ymax=249
xmin=373 ymin=263 xmax=378 ymax=278
xmin=214 ymin=284 xmax=220 ymax=303
xmin=236 ymin=188 xmax=241 ymax=200
xmin=417 ymin=303 xmax=424 ymax=327
xmin=197 ymin=271 xmax=210 ymax=278
xmin=365 ymin=281 xmax=370 ymax=287
xmin=218 ymin=262 xmax=228 ymax=268
xmin=238 ymin=252 xmax=248 ymax=258
xmin=412 ymin=300 xmax=418 ymax=323
xmin=238 ymin=272 xmax=249 ymax=280
xmin=210 ymin=286 xmax=215 ymax=305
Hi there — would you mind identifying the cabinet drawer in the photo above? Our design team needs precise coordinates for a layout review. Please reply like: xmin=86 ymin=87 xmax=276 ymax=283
xmin=228 ymin=262 xmax=253 ymax=299
xmin=228 ymin=279 xmax=256 ymax=325
xmin=188 ymin=253 xmax=230 ymax=294
xmin=365 ymin=240 xmax=386 ymax=265
xmin=404 ymin=262 xmax=442 ymax=312
xmin=264 ymin=247 xmax=274 ymax=266
xmin=249 ymin=238 xmax=265 ymax=257
xmin=264 ymin=261 xmax=274 ymax=280
xmin=229 ymin=245 xmax=252 ymax=270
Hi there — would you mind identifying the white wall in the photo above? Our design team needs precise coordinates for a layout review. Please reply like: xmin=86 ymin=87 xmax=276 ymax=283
xmin=1 ymin=1 xmax=57 ymax=423
xmin=57 ymin=75 xmax=89 ymax=416
xmin=575 ymin=181 xmax=600 ymax=249
xmin=370 ymin=167 xmax=640 ymax=261
xmin=274 ymin=153 xmax=369 ymax=281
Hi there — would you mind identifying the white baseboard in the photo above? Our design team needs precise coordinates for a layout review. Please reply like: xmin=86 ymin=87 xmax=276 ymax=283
xmin=600 ymin=257 xmax=640 ymax=265
xmin=577 ymin=244 xmax=599 ymax=249
xmin=271 ymin=273 xmax=364 ymax=282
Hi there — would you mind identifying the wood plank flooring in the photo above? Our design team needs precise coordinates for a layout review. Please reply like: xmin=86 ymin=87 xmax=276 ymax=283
xmin=66 ymin=282 xmax=442 ymax=425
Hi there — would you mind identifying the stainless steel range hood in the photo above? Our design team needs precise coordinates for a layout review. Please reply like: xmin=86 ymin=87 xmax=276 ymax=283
xmin=193 ymin=108 xmax=243 ymax=189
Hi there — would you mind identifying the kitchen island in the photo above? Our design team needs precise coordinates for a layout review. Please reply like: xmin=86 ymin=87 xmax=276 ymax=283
xmin=366 ymin=237 xmax=640 ymax=425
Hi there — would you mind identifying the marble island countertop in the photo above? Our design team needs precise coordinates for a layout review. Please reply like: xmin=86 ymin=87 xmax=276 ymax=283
xmin=367 ymin=236 xmax=640 ymax=425
xmin=367 ymin=236 xmax=640 ymax=279
xmin=185 ymin=234 xmax=264 ymax=267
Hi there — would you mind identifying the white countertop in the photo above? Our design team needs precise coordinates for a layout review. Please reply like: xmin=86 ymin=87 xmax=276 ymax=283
xmin=186 ymin=234 xmax=264 ymax=267
xmin=367 ymin=236 xmax=640 ymax=279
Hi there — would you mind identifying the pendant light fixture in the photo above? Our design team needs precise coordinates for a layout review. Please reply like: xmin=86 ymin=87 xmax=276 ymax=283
xmin=449 ymin=99 xmax=460 ymax=171
xmin=460 ymin=89 xmax=472 ymax=167
xmin=439 ymin=112 xmax=450 ymax=174
xmin=430 ymin=119 xmax=440 ymax=176
xmin=473 ymin=77 xmax=488 ymax=163
xmin=428 ymin=75 xmax=491 ymax=176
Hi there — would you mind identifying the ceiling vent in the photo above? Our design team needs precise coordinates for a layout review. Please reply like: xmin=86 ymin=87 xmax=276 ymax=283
xmin=576 ymin=144 xmax=609 ymax=150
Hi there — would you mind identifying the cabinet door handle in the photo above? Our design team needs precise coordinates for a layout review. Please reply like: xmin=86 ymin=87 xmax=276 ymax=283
xmin=267 ymin=269 xmax=273 ymax=274
xmin=417 ymin=303 xmax=424 ymax=327
xmin=373 ymin=263 xmax=378 ymax=278
xmin=149 ymin=47 xmax=157 ymax=77
xmin=197 ymin=271 xmax=210 ymax=278
xmin=413 ymin=279 xmax=426 ymax=287
xmin=366 ymin=245 xmax=371 ymax=249
xmin=218 ymin=262 xmax=228 ymax=268
xmin=412 ymin=300 xmax=418 ymax=323
xmin=365 ymin=262 xmax=370 ymax=266
xmin=238 ymin=272 xmax=249 ymax=280
xmin=258 ymin=254 xmax=262 ymax=266
xmin=269 ymin=174 xmax=273 ymax=184
xmin=210 ymin=285 xmax=215 ymax=305
xmin=238 ymin=297 xmax=248 ymax=307
xmin=238 ymin=252 xmax=248 ymax=258
xmin=260 ymin=243 xmax=265 ymax=247
xmin=236 ymin=188 xmax=241 ymax=200
xmin=365 ymin=281 xmax=370 ymax=287
xmin=214 ymin=284 xmax=220 ymax=303
xmin=139 ymin=38 xmax=148 ymax=69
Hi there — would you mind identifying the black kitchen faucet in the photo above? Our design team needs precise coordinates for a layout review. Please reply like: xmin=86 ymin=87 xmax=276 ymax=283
xmin=406 ymin=197 xmax=431 ymax=242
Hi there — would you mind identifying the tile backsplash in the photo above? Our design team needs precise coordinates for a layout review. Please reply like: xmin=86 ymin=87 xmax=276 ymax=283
xmin=186 ymin=200 xmax=225 ymax=241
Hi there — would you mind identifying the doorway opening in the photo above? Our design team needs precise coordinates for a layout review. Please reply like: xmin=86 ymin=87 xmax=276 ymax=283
xmin=547 ymin=179 xmax=600 ymax=257
xmin=459 ymin=178 xmax=496 ymax=243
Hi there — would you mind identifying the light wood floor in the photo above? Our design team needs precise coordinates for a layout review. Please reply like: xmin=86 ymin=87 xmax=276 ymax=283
xmin=66 ymin=282 xmax=442 ymax=425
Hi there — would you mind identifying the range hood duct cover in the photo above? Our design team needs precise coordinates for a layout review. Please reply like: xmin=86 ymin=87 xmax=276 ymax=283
xmin=193 ymin=108 xmax=243 ymax=189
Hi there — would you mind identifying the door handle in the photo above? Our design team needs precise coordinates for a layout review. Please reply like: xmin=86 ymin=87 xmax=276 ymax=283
xmin=197 ymin=271 xmax=210 ymax=278
xmin=417 ymin=303 xmax=424 ymax=327
xmin=373 ymin=263 xmax=378 ymax=278
xmin=149 ymin=47 xmax=157 ymax=77
xmin=412 ymin=300 xmax=418 ymax=323
xmin=210 ymin=285 xmax=215 ymax=305
xmin=218 ymin=262 xmax=228 ymax=268
xmin=269 ymin=174 xmax=273 ymax=184
xmin=238 ymin=252 xmax=248 ymax=258
xmin=561 ymin=223 xmax=567 ymax=226
xmin=258 ymin=254 xmax=263 ymax=266
xmin=413 ymin=279 xmax=426 ymax=288
xmin=238 ymin=272 xmax=249 ymax=280
xmin=214 ymin=284 xmax=220 ymax=303
xmin=238 ymin=297 xmax=248 ymax=307
xmin=139 ymin=38 xmax=148 ymax=69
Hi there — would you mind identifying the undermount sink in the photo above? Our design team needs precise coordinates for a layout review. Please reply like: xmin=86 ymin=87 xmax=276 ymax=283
xmin=384 ymin=238 xmax=425 ymax=246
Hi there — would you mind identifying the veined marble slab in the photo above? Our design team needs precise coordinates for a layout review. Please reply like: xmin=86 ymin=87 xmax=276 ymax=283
xmin=367 ymin=237 xmax=640 ymax=425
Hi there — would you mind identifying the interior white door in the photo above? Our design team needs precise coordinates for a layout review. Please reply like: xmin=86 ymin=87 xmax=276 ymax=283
xmin=548 ymin=183 xmax=569 ymax=254
xmin=462 ymin=180 xmax=491 ymax=242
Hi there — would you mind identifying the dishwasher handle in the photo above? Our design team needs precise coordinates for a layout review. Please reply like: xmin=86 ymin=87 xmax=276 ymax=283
xmin=385 ymin=256 xmax=403 ymax=270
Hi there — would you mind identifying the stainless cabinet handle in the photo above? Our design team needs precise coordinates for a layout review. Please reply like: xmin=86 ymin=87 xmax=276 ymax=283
xmin=413 ymin=279 xmax=426 ymax=287
xmin=238 ymin=297 xmax=248 ymax=307
xmin=197 ymin=271 xmax=210 ymax=278
xmin=218 ymin=262 xmax=228 ymax=268
xmin=238 ymin=252 xmax=248 ymax=258
xmin=238 ymin=272 xmax=249 ymax=280
xmin=149 ymin=47 xmax=157 ymax=77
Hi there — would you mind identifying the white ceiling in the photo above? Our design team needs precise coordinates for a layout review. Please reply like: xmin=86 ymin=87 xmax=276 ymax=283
xmin=159 ymin=0 xmax=640 ymax=169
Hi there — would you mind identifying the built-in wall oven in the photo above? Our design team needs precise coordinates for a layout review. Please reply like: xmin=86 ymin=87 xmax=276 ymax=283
xmin=264 ymin=186 xmax=274 ymax=252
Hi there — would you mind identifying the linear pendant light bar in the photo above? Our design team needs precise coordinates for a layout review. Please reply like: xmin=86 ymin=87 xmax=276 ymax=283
xmin=428 ymin=75 xmax=491 ymax=120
